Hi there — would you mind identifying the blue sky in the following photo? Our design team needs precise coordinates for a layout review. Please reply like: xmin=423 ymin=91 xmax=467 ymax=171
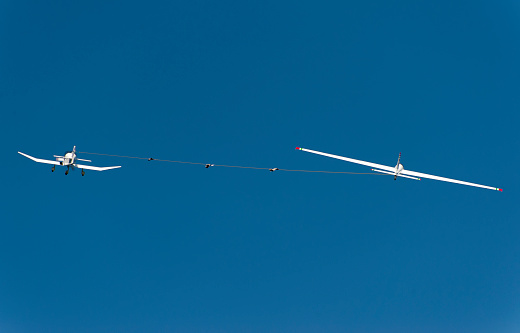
xmin=1 ymin=1 xmax=519 ymax=332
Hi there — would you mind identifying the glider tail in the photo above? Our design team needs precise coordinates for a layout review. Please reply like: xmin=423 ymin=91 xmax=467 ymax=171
xmin=372 ymin=168 xmax=420 ymax=181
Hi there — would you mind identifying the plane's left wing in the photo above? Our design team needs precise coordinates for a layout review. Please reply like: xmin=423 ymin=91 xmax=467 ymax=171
xmin=18 ymin=152 xmax=61 ymax=165
xmin=401 ymin=169 xmax=502 ymax=191
xmin=75 ymin=164 xmax=121 ymax=171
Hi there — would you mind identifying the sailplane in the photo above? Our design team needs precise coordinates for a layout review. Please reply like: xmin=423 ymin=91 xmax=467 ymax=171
xmin=296 ymin=147 xmax=502 ymax=192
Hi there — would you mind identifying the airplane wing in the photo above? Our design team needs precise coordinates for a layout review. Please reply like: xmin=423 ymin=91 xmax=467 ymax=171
xmin=401 ymin=169 xmax=502 ymax=191
xmin=75 ymin=164 xmax=121 ymax=171
xmin=296 ymin=147 xmax=395 ymax=172
xmin=18 ymin=152 xmax=61 ymax=165
xmin=296 ymin=147 xmax=502 ymax=192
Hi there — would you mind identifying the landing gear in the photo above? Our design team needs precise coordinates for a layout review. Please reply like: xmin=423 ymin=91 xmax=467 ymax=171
xmin=51 ymin=166 xmax=55 ymax=172
xmin=65 ymin=167 xmax=69 ymax=175
xmin=81 ymin=169 xmax=85 ymax=176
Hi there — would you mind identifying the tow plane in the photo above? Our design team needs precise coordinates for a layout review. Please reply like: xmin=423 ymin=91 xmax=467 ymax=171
xmin=296 ymin=147 xmax=502 ymax=192
xmin=18 ymin=146 xmax=121 ymax=176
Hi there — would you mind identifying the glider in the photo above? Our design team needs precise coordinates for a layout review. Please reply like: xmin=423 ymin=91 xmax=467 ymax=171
xmin=296 ymin=147 xmax=502 ymax=192
xmin=18 ymin=146 xmax=121 ymax=176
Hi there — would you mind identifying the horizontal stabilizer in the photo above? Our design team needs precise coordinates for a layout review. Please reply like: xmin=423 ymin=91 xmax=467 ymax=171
xmin=371 ymin=169 xmax=420 ymax=180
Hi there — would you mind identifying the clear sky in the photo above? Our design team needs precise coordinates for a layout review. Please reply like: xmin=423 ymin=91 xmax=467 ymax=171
xmin=1 ymin=1 xmax=519 ymax=332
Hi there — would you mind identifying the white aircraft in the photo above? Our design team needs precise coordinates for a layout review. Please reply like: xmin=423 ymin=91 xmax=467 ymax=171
xmin=296 ymin=147 xmax=502 ymax=192
xmin=18 ymin=146 xmax=121 ymax=176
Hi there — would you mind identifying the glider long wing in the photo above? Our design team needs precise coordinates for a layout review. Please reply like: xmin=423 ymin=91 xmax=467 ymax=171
xmin=296 ymin=147 xmax=395 ymax=172
xmin=296 ymin=147 xmax=502 ymax=191
xmin=401 ymin=169 xmax=502 ymax=191
xmin=18 ymin=152 xmax=61 ymax=165
xmin=75 ymin=164 xmax=121 ymax=171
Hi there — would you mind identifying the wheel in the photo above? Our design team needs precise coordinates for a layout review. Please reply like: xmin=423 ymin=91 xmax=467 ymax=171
xmin=65 ymin=170 xmax=69 ymax=175
xmin=82 ymin=170 xmax=85 ymax=176
xmin=51 ymin=167 xmax=55 ymax=172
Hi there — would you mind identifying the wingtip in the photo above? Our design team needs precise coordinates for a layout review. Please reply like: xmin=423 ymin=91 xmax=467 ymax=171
xmin=498 ymin=188 xmax=503 ymax=192
xmin=295 ymin=147 xmax=302 ymax=150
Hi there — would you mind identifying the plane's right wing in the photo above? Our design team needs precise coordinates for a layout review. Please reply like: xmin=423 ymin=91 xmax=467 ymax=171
xmin=296 ymin=147 xmax=395 ymax=172
xmin=75 ymin=164 xmax=121 ymax=171
xmin=18 ymin=152 xmax=61 ymax=165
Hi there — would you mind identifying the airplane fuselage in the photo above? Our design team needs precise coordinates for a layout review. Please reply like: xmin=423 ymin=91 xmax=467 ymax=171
xmin=61 ymin=151 xmax=76 ymax=166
